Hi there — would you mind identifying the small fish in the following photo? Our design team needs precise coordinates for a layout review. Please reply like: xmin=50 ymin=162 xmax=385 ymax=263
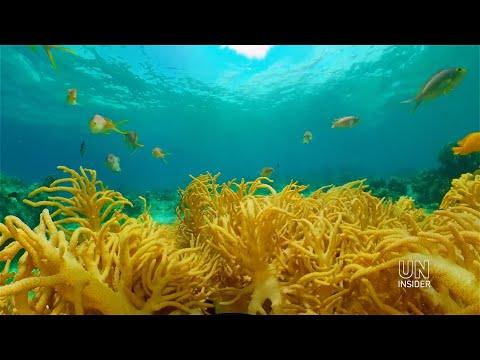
xmin=124 ymin=131 xmax=144 ymax=154
xmin=80 ymin=140 xmax=86 ymax=157
xmin=452 ymin=132 xmax=480 ymax=156
xmin=152 ymin=147 xmax=170 ymax=163
xmin=89 ymin=114 xmax=128 ymax=135
xmin=106 ymin=154 xmax=121 ymax=172
xmin=67 ymin=88 xmax=77 ymax=106
xmin=259 ymin=166 xmax=275 ymax=177
xmin=29 ymin=45 xmax=77 ymax=71
xmin=332 ymin=116 xmax=360 ymax=129
xmin=303 ymin=131 xmax=312 ymax=144
xmin=401 ymin=67 xmax=467 ymax=112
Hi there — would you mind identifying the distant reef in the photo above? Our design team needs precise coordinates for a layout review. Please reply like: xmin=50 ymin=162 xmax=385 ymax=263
xmin=368 ymin=142 xmax=480 ymax=211
xmin=1 ymin=142 xmax=479 ymax=221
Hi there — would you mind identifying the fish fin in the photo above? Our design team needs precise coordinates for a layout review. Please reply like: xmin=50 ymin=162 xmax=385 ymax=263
xmin=104 ymin=132 xmax=111 ymax=135
xmin=401 ymin=98 xmax=420 ymax=113
xmin=400 ymin=97 xmax=415 ymax=104
xmin=47 ymin=45 xmax=77 ymax=55
xmin=109 ymin=120 xmax=128 ymax=134
xmin=59 ymin=46 xmax=77 ymax=55
xmin=452 ymin=146 xmax=463 ymax=155
xmin=44 ymin=47 xmax=58 ymax=71
xmin=113 ymin=128 xmax=127 ymax=135
xmin=444 ymin=87 xmax=454 ymax=95
xmin=410 ymin=101 xmax=421 ymax=113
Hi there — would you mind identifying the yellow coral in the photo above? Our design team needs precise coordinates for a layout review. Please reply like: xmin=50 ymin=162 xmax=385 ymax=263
xmin=24 ymin=166 xmax=133 ymax=235
xmin=440 ymin=173 xmax=480 ymax=210
xmin=0 ymin=167 xmax=218 ymax=314
xmin=1 ymin=167 xmax=479 ymax=315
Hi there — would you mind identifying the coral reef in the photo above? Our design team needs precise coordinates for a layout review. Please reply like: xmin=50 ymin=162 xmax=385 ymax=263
xmin=438 ymin=142 xmax=480 ymax=179
xmin=0 ymin=172 xmax=56 ymax=229
xmin=0 ymin=166 xmax=216 ymax=314
xmin=369 ymin=142 xmax=480 ymax=210
xmin=1 ymin=166 xmax=479 ymax=314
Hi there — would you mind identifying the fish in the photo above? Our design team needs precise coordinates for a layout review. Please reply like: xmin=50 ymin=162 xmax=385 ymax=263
xmin=259 ymin=167 xmax=275 ymax=177
xmin=124 ymin=131 xmax=144 ymax=154
xmin=67 ymin=88 xmax=77 ymax=106
xmin=80 ymin=140 xmax=86 ymax=157
xmin=106 ymin=154 xmax=121 ymax=172
xmin=29 ymin=45 xmax=77 ymax=71
xmin=303 ymin=131 xmax=312 ymax=144
xmin=452 ymin=132 xmax=480 ymax=156
xmin=89 ymin=115 xmax=128 ymax=135
xmin=332 ymin=116 xmax=360 ymax=129
xmin=401 ymin=67 xmax=467 ymax=112
xmin=152 ymin=147 xmax=170 ymax=163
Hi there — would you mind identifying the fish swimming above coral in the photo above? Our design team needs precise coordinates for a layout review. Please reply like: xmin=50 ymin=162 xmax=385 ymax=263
xmin=401 ymin=67 xmax=467 ymax=112
xmin=2 ymin=166 xmax=479 ymax=315
xmin=452 ymin=131 xmax=480 ymax=156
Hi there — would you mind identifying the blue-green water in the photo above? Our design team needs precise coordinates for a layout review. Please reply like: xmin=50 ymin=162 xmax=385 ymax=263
xmin=1 ymin=45 xmax=479 ymax=194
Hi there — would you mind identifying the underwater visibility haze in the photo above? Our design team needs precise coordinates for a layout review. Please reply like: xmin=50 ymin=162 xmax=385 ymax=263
xmin=0 ymin=45 xmax=479 ymax=315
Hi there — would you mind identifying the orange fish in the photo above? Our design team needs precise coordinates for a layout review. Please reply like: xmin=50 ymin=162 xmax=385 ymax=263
xmin=67 ymin=88 xmax=77 ymax=106
xmin=106 ymin=154 xmax=121 ymax=172
xmin=259 ymin=167 xmax=275 ymax=177
xmin=89 ymin=114 xmax=127 ymax=135
xmin=29 ymin=45 xmax=77 ymax=71
xmin=124 ymin=131 xmax=144 ymax=153
xmin=303 ymin=131 xmax=312 ymax=143
xmin=452 ymin=132 xmax=480 ymax=156
xmin=152 ymin=147 xmax=170 ymax=163
xmin=332 ymin=116 xmax=360 ymax=129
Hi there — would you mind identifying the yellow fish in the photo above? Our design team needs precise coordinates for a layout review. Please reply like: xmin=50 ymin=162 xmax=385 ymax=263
xmin=452 ymin=131 xmax=480 ymax=156
xmin=89 ymin=114 xmax=127 ymax=135
xmin=401 ymin=67 xmax=467 ymax=112
xmin=29 ymin=45 xmax=77 ymax=71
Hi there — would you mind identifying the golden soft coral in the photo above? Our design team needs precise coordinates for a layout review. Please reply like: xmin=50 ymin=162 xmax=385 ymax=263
xmin=178 ymin=173 xmax=309 ymax=314
xmin=0 ymin=166 xmax=217 ymax=314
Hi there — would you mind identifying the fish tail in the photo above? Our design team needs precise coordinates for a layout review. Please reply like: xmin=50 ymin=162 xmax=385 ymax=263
xmin=113 ymin=128 xmax=127 ymax=135
xmin=112 ymin=120 xmax=128 ymax=134
xmin=44 ymin=47 xmax=58 ymax=71
xmin=59 ymin=46 xmax=77 ymax=55
xmin=401 ymin=98 xmax=421 ymax=113
xmin=163 ymin=153 xmax=171 ymax=164
xmin=47 ymin=45 xmax=77 ymax=55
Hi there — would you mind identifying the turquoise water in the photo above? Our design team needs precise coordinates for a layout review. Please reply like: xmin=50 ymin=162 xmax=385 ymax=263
xmin=1 ymin=45 xmax=479 ymax=194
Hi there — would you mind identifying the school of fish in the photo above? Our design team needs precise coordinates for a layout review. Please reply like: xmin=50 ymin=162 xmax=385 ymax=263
xmin=29 ymin=46 xmax=478 ymax=176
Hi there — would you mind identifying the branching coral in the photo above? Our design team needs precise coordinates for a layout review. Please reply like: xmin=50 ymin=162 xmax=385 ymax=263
xmin=24 ymin=166 xmax=133 ymax=235
xmin=1 ymin=166 xmax=479 ymax=315
xmin=440 ymin=173 xmax=480 ymax=210
xmin=179 ymin=174 xmax=308 ymax=314
xmin=0 ymin=167 xmax=218 ymax=315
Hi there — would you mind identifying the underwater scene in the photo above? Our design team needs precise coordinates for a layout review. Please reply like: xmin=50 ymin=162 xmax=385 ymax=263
xmin=0 ymin=45 xmax=479 ymax=315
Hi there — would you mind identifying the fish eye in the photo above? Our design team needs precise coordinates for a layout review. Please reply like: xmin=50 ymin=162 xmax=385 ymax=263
xmin=456 ymin=68 xmax=462 ymax=72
